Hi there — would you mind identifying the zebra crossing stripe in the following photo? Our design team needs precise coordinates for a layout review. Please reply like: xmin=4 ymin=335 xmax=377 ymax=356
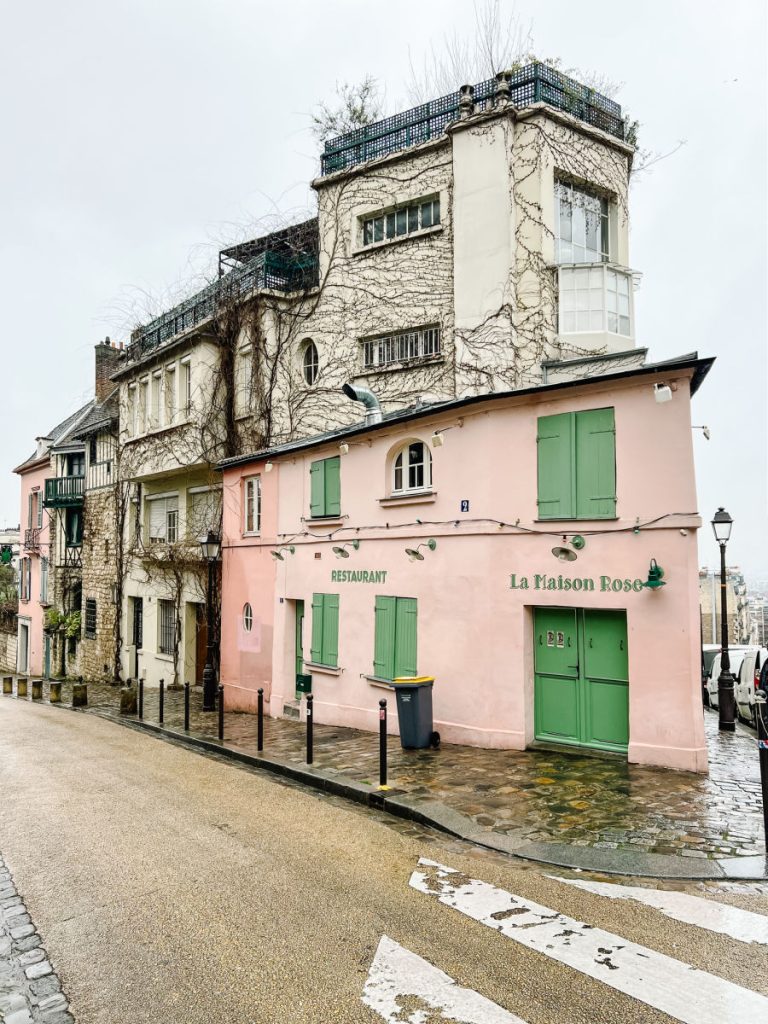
xmin=363 ymin=935 xmax=526 ymax=1023
xmin=550 ymin=876 xmax=768 ymax=947
xmin=410 ymin=859 xmax=768 ymax=1024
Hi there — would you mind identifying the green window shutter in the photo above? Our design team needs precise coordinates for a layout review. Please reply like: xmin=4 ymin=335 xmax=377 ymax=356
xmin=537 ymin=413 xmax=574 ymax=519
xmin=394 ymin=598 xmax=418 ymax=678
xmin=575 ymin=408 xmax=616 ymax=519
xmin=324 ymin=457 xmax=341 ymax=516
xmin=310 ymin=593 xmax=324 ymax=663
xmin=310 ymin=461 xmax=325 ymax=518
xmin=373 ymin=596 xmax=396 ymax=679
xmin=321 ymin=594 xmax=339 ymax=667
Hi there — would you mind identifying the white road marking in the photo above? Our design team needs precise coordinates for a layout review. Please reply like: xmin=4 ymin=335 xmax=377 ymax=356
xmin=362 ymin=935 xmax=526 ymax=1023
xmin=551 ymin=875 xmax=768 ymax=947
xmin=410 ymin=859 xmax=768 ymax=1024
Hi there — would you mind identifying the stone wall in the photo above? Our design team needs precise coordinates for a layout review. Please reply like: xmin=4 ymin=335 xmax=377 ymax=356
xmin=0 ymin=628 xmax=17 ymax=673
xmin=80 ymin=485 xmax=119 ymax=682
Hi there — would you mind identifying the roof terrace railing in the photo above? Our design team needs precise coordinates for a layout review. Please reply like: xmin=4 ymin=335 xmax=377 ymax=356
xmin=129 ymin=249 xmax=318 ymax=359
xmin=321 ymin=62 xmax=625 ymax=176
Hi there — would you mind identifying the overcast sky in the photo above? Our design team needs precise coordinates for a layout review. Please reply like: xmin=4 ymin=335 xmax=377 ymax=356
xmin=1 ymin=0 xmax=766 ymax=574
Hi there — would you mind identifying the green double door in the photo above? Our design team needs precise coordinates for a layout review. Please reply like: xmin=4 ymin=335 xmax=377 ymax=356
xmin=534 ymin=608 xmax=629 ymax=753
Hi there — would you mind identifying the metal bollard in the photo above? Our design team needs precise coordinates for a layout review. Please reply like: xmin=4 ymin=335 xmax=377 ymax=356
xmin=756 ymin=689 xmax=768 ymax=854
xmin=3 ymin=676 xmax=12 ymax=695
xmin=159 ymin=679 xmax=164 ymax=724
xmin=32 ymin=679 xmax=43 ymax=700
xmin=306 ymin=693 xmax=314 ymax=764
xmin=184 ymin=682 xmax=190 ymax=731
xmin=379 ymin=699 xmax=388 ymax=789
xmin=17 ymin=678 xmax=28 ymax=699
xmin=257 ymin=688 xmax=264 ymax=752
xmin=138 ymin=679 xmax=144 ymax=719
xmin=217 ymin=685 xmax=224 ymax=742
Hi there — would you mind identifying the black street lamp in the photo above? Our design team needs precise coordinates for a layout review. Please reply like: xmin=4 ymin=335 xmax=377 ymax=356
xmin=199 ymin=528 xmax=221 ymax=712
xmin=711 ymin=507 xmax=736 ymax=732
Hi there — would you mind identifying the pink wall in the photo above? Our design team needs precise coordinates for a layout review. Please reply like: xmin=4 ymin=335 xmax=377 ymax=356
xmin=16 ymin=459 xmax=52 ymax=677
xmin=219 ymin=369 xmax=708 ymax=772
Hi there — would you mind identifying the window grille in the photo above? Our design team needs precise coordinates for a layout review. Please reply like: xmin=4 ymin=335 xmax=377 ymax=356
xmin=158 ymin=599 xmax=175 ymax=655
xmin=361 ymin=197 xmax=440 ymax=248
xmin=362 ymin=326 xmax=441 ymax=370
xmin=85 ymin=599 xmax=97 ymax=639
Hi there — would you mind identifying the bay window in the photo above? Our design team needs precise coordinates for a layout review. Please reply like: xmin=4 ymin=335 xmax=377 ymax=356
xmin=558 ymin=266 xmax=632 ymax=338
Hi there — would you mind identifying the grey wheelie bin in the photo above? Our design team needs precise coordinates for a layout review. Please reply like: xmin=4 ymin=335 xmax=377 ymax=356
xmin=392 ymin=676 xmax=440 ymax=749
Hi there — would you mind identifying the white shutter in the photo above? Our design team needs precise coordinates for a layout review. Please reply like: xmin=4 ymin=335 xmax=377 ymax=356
xmin=149 ymin=499 xmax=166 ymax=541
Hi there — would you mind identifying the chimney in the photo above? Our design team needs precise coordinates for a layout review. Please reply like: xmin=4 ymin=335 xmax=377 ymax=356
xmin=95 ymin=337 xmax=121 ymax=403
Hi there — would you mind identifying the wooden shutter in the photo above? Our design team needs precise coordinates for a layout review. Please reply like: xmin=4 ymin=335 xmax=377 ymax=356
xmin=322 ymin=594 xmax=339 ymax=667
xmin=310 ymin=593 xmax=324 ymax=664
xmin=324 ymin=457 xmax=341 ymax=516
xmin=37 ymin=494 xmax=43 ymax=529
xmin=310 ymin=460 xmax=325 ymax=518
xmin=373 ymin=596 xmax=396 ymax=679
xmin=575 ymin=408 xmax=616 ymax=519
xmin=27 ymin=494 xmax=33 ymax=529
xmin=537 ymin=413 xmax=574 ymax=519
xmin=394 ymin=598 xmax=418 ymax=678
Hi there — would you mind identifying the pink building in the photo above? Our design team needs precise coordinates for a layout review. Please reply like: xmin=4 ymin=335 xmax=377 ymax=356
xmin=14 ymin=442 xmax=53 ymax=676
xmin=219 ymin=352 xmax=713 ymax=772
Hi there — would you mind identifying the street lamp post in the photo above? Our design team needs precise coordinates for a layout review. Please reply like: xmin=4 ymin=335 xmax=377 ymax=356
xmin=711 ymin=508 xmax=736 ymax=732
xmin=199 ymin=529 xmax=221 ymax=712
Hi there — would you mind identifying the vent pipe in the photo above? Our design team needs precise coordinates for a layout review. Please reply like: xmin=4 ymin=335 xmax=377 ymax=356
xmin=342 ymin=383 xmax=383 ymax=425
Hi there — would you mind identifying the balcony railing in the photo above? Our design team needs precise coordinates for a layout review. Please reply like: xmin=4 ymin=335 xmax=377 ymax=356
xmin=86 ymin=459 xmax=113 ymax=492
xmin=44 ymin=476 xmax=85 ymax=508
xmin=321 ymin=62 xmax=626 ymax=176
xmin=129 ymin=249 xmax=319 ymax=359
xmin=60 ymin=545 xmax=82 ymax=570
xmin=24 ymin=528 xmax=40 ymax=551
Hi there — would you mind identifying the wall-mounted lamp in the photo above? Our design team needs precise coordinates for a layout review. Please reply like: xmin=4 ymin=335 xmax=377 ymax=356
xmin=332 ymin=540 xmax=360 ymax=559
xmin=692 ymin=425 xmax=711 ymax=440
xmin=642 ymin=558 xmax=666 ymax=589
xmin=653 ymin=382 xmax=677 ymax=404
xmin=271 ymin=545 xmax=295 ymax=561
xmin=550 ymin=534 xmax=585 ymax=561
xmin=339 ymin=439 xmax=372 ymax=455
xmin=339 ymin=442 xmax=350 ymax=455
xmin=405 ymin=538 xmax=437 ymax=562
xmin=430 ymin=418 xmax=464 ymax=448
xmin=264 ymin=461 xmax=274 ymax=473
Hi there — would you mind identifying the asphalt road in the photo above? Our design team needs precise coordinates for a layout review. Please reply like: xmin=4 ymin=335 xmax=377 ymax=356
xmin=1 ymin=698 xmax=767 ymax=1024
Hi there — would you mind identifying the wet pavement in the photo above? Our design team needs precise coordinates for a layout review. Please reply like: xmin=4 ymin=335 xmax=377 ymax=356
xmin=3 ymin=677 xmax=766 ymax=872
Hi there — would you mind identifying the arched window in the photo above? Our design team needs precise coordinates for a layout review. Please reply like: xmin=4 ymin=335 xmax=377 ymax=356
xmin=393 ymin=442 xmax=432 ymax=494
xmin=302 ymin=340 xmax=319 ymax=385
xmin=243 ymin=603 xmax=253 ymax=632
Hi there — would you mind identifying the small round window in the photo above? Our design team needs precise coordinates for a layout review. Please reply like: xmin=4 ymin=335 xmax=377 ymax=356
xmin=302 ymin=340 xmax=319 ymax=385
xmin=243 ymin=603 xmax=253 ymax=632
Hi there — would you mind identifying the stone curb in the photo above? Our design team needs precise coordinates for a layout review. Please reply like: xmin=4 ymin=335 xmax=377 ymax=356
xmin=19 ymin=697 xmax=768 ymax=882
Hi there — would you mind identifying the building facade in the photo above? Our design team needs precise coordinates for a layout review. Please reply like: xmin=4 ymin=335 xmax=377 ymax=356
xmin=219 ymin=352 xmax=712 ymax=773
xmin=699 ymin=567 xmax=750 ymax=646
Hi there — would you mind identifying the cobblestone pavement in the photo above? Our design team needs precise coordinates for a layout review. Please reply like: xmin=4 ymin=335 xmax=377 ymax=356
xmin=4 ymin=677 xmax=766 ymax=863
xmin=0 ymin=854 xmax=73 ymax=1024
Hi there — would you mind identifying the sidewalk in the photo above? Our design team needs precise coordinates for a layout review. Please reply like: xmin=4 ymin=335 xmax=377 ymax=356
xmin=3 ymin=677 xmax=766 ymax=880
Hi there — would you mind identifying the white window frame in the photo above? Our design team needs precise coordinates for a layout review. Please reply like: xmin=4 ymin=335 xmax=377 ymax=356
xmin=39 ymin=556 xmax=49 ymax=603
xmin=187 ymin=486 xmax=222 ymax=541
xmin=359 ymin=195 xmax=441 ymax=249
xmin=392 ymin=441 xmax=432 ymax=495
xmin=555 ymin=180 xmax=610 ymax=265
xmin=126 ymin=385 xmax=138 ymax=437
xmin=243 ymin=476 xmax=261 ymax=535
xmin=243 ymin=603 xmax=253 ymax=632
xmin=558 ymin=265 xmax=633 ymax=338
xmin=164 ymin=364 xmax=177 ymax=426
xmin=147 ymin=494 xmax=180 ymax=545
xmin=236 ymin=347 xmax=253 ymax=416
xmin=180 ymin=359 xmax=192 ymax=419
xmin=150 ymin=372 xmax=162 ymax=429
xmin=302 ymin=340 xmax=319 ymax=386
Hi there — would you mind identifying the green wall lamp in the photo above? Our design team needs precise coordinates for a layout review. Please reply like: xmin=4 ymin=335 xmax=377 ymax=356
xmin=642 ymin=559 xmax=666 ymax=589
xmin=405 ymin=538 xmax=437 ymax=562
xmin=271 ymin=545 xmax=296 ymax=561
xmin=332 ymin=540 xmax=360 ymax=559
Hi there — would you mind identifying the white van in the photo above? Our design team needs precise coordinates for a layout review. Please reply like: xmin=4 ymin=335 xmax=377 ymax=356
xmin=735 ymin=647 xmax=768 ymax=726
xmin=706 ymin=647 xmax=754 ymax=709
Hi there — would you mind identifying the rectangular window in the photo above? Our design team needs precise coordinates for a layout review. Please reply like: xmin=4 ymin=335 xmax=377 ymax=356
xmin=150 ymin=373 xmax=161 ymax=429
xmin=180 ymin=360 xmax=192 ymax=418
xmin=236 ymin=348 xmax=253 ymax=416
xmin=373 ymin=596 xmax=418 ymax=681
xmin=362 ymin=325 xmax=441 ymax=371
xmin=361 ymin=195 xmax=440 ymax=248
xmin=243 ymin=476 xmax=261 ymax=534
xmin=19 ymin=558 xmax=30 ymax=602
xmin=559 ymin=266 xmax=632 ymax=337
xmin=65 ymin=508 xmax=83 ymax=546
xmin=84 ymin=599 xmax=97 ymax=639
xmin=537 ymin=408 xmax=616 ymax=520
xmin=309 ymin=456 xmax=341 ymax=518
xmin=158 ymin=599 xmax=175 ymax=655
xmin=310 ymin=593 xmax=339 ymax=668
xmin=39 ymin=556 xmax=49 ymax=603
xmin=148 ymin=495 xmax=179 ymax=544
xmin=138 ymin=379 xmax=149 ymax=433
xmin=187 ymin=489 xmax=222 ymax=540
xmin=555 ymin=181 xmax=609 ymax=264
xmin=164 ymin=365 xmax=176 ymax=426
xmin=127 ymin=386 xmax=138 ymax=436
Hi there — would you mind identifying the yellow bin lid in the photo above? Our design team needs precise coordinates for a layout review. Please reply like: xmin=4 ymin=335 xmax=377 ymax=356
xmin=392 ymin=676 xmax=434 ymax=685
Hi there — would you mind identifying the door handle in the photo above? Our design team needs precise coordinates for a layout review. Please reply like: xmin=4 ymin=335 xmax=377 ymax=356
xmin=588 ymin=637 xmax=593 ymax=648
xmin=567 ymin=637 xmax=572 ymax=647
xmin=620 ymin=640 xmax=624 ymax=651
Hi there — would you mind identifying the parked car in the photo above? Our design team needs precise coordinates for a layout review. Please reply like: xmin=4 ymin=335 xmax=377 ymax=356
xmin=706 ymin=647 xmax=754 ymax=709
xmin=701 ymin=644 xmax=720 ymax=706
xmin=735 ymin=647 xmax=768 ymax=726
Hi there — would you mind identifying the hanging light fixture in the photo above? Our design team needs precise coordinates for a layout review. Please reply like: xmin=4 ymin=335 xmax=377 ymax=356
xmin=271 ymin=545 xmax=296 ymax=561
xmin=405 ymin=538 xmax=437 ymax=561
xmin=551 ymin=546 xmax=577 ymax=562
xmin=264 ymin=461 xmax=274 ymax=473
xmin=642 ymin=558 xmax=666 ymax=589
xmin=332 ymin=540 xmax=360 ymax=559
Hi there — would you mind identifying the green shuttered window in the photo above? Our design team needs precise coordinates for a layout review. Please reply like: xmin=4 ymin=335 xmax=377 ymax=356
xmin=537 ymin=408 xmax=616 ymax=520
xmin=310 ymin=593 xmax=339 ymax=668
xmin=310 ymin=456 xmax=341 ymax=518
xmin=373 ymin=596 xmax=418 ymax=680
